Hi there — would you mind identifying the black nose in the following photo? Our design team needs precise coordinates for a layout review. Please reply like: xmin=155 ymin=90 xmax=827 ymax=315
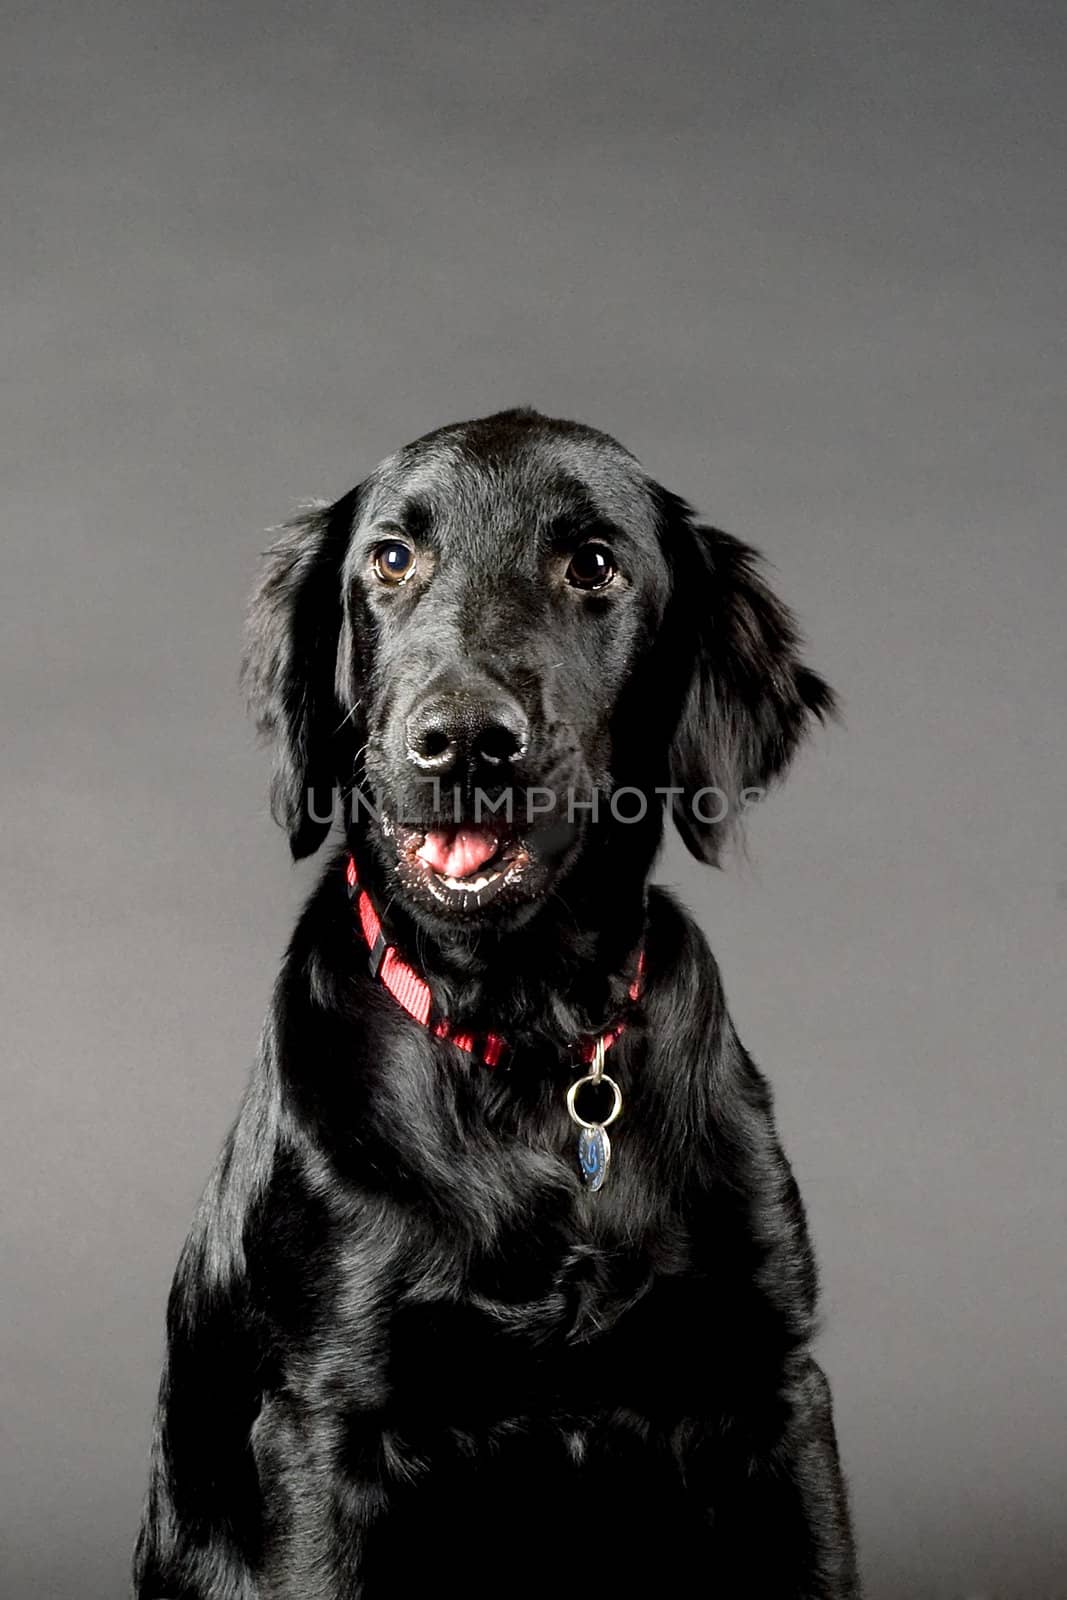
xmin=405 ymin=692 xmax=528 ymax=776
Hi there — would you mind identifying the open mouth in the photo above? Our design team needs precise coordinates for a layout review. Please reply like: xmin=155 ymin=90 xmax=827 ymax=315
xmin=383 ymin=816 xmax=535 ymax=908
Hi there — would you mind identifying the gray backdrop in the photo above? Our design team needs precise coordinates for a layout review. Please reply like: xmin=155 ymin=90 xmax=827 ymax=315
xmin=3 ymin=2 xmax=1064 ymax=1597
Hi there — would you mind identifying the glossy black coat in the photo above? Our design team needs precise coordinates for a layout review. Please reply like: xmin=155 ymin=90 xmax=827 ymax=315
xmin=134 ymin=410 xmax=858 ymax=1598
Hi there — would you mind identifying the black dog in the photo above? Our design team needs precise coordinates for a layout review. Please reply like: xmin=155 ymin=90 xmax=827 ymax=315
xmin=134 ymin=408 xmax=859 ymax=1598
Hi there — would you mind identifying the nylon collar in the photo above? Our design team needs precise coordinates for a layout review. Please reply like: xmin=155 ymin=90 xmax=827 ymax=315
xmin=345 ymin=854 xmax=642 ymax=1069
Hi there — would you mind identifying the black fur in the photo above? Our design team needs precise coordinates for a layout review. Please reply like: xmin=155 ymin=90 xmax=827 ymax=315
xmin=135 ymin=409 xmax=858 ymax=1598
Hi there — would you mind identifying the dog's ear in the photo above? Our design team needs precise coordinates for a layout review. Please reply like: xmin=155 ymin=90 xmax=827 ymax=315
xmin=659 ymin=488 xmax=837 ymax=864
xmin=242 ymin=495 xmax=356 ymax=859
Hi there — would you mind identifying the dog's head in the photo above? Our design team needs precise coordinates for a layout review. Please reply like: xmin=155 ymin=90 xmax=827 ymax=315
xmin=244 ymin=409 xmax=835 ymax=930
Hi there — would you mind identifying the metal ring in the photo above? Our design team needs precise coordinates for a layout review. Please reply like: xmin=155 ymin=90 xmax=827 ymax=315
xmin=566 ymin=1072 xmax=623 ymax=1130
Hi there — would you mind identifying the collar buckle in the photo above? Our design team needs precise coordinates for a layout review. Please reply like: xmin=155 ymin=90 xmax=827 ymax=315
xmin=366 ymin=925 xmax=389 ymax=981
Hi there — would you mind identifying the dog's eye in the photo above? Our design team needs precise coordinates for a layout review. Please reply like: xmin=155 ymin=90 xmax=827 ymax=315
xmin=565 ymin=542 xmax=617 ymax=591
xmin=373 ymin=540 xmax=417 ymax=585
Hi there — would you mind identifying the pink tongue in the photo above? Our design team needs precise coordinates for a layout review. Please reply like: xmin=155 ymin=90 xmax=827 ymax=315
xmin=417 ymin=827 xmax=500 ymax=880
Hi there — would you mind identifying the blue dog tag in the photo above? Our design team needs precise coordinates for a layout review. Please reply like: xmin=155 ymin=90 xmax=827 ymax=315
xmin=577 ymin=1125 xmax=611 ymax=1192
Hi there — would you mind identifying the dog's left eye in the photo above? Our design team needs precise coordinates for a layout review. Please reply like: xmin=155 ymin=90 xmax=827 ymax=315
xmin=565 ymin=542 xmax=617 ymax=590
xmin=373 ymin=540 xmax=417 ymax=585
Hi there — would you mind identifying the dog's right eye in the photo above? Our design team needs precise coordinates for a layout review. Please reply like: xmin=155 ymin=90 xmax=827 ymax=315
xmin=373 ymin=540 xmax=417 ymax=585
xmin=565 ymin=541 xmax=617 ymax=591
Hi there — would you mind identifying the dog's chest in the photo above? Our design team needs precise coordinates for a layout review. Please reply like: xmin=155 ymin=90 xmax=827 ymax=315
xmin=295 ymin=1190 xmax=683 ymax=1431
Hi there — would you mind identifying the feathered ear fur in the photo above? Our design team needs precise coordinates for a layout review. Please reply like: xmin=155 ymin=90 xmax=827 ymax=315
xmin=241 ymin=495 xmax=356 ymax=858
xmin=659 ymin=488 xmax=838 ymax=864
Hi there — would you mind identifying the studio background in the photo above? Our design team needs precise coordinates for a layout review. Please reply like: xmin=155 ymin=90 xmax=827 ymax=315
xmin=3 ymin=3 xmax=1064 ymax=1597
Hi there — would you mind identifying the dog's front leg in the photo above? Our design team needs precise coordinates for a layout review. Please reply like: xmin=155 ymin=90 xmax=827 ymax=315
xmin=132 ymin=1139 xmax=270 ymax=1600
xmin=133 ymin=1284 xmax=266 ymax=1600
xmin=678 ymin=1354 xmax=860 ymax=1599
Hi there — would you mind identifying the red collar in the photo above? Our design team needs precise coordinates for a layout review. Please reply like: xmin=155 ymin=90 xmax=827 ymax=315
xmin=345 ymin=855 xmax=643 ymax=1069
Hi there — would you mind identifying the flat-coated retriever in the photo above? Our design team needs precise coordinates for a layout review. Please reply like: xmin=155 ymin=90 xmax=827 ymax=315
xmin=134 ymin=408 xmax=859 ymax=1598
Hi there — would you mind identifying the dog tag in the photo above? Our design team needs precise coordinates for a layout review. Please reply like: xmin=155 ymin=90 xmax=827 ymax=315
xmin=577 ymin=1125 xmax=611 ymax=1192
xmin=567 ymin=1060 xmax=622 ymax=1194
